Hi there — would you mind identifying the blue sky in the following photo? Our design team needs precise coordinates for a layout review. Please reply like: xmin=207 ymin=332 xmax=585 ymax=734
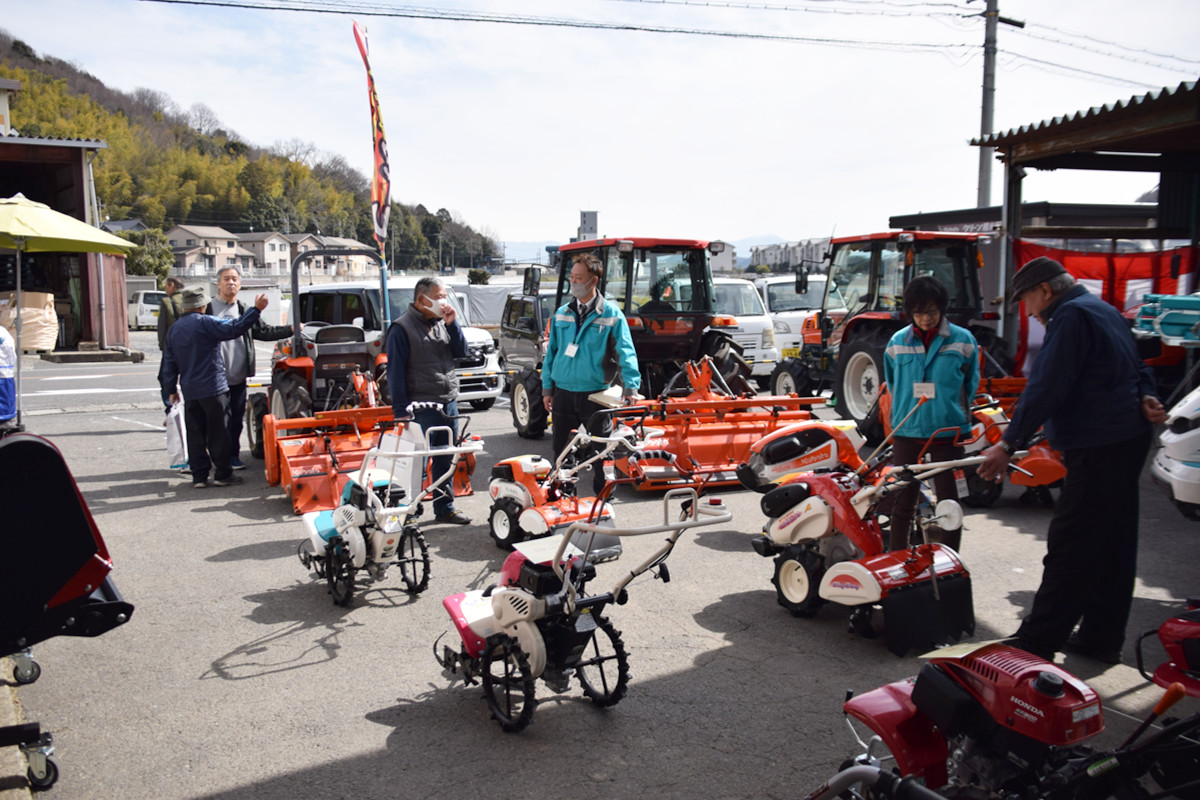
xmin=3 ymin=0 xmax=1197 ymax=262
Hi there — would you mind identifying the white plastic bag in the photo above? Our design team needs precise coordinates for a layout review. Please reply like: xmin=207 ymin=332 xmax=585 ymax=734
xmin=166 ymin=402 xmax=188 ymax=469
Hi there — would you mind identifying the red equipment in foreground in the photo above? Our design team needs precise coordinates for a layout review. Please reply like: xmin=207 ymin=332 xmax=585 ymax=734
xmin=1138 ymin=598 xmax=1200 ymax=698
xmin=0 ymin=433 xmax=135 ymax=790
xmin=840 ymin=641 xmax=1198 ymax=800
xmin=609 ymin=358 xmax=824 ymax=490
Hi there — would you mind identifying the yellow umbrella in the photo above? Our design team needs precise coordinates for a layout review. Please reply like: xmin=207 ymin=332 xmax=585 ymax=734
xmin=0 ymin=193 xmax=136 ymax=426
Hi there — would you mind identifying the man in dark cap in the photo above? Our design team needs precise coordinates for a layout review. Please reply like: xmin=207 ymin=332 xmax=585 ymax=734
xmin=161 ymin=285 xmax=269 ymax=488
xmin=977 ymin=256 xmax=1167 ymax=664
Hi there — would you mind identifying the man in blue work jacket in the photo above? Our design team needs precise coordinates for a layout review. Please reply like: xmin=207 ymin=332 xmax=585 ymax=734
xmin=978 ymin=256 xmax=1167 ymax=665
xmin=542 ymin=252 xmax=640 ymax=494
xmin=161 ymin=285 xmax=268 ymax=488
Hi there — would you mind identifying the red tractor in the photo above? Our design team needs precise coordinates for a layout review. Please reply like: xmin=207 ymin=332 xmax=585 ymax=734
xmin=506 ymin=237 xmax=752 ymax=438
xmin=768 ymin=231 xmax=1010 ymax=439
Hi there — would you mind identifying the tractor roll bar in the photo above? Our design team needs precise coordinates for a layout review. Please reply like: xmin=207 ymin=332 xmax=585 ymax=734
xmin=289 ymin=247 xmax=385 ymax=359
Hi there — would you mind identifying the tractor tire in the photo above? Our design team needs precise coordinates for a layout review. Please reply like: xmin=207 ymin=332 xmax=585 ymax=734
xmin=701 ymin=330 xmax=755 ymax=396
xmin=835 ymin=334 xmax=886 ymax=441
xmin=246 ymin=392 xmax=268 ymax=459
xmin=269 ymin=371 xmax=313 ymax=421
xmin=768 ymin=358 xmax=813 ymax=397
xmin=510 ymin=369 xmax=547 ymax=439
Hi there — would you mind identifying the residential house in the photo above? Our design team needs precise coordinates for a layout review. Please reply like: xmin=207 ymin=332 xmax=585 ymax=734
xmin=238 ymin=231 xmax=292 ymax=277
xmin=282 ymin=232 xmax=325 ymax=275
xmin=101 ymin=219 xmax=148 ymax=235
xmin=319 ymin=235 xmax=377 ymax=278
xmin=165 ymin=224 xmax=251 ymax=276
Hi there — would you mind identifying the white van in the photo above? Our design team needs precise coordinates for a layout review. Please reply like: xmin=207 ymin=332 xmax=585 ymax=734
xmin=128 ymin=290 xmax=166 ymax=330
xmin=754 ymin=274 xmax=830 ymax=358
xmin=711 ymin=277 xmax=778 ymax=388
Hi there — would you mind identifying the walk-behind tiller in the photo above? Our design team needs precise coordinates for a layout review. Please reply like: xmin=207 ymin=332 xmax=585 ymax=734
xmin=738 ymin=409 xmax=1029 ymax=654
xmin=434 ymin=468 xmax=732 ymax=732
xmin=875 ymin=384 xmax=1066 ymax=508
xmin=606 ymin=357 xmax=825 ymax=490
xmin=1137 ymin=597 xmax=1200 ymax=698
xmin=297 ymin=405 xmax=484 ymax=606
xmin=487 ymin=408 xmax=668 ymax=558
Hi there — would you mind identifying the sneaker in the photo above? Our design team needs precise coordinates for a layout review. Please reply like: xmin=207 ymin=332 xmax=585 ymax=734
xmin=192 ymin=479 xmax=208 ymax=489
xmin=213 ymin=474 xmax=244 ymax=487
xmin=434 ymin=509 xmax=472 ymax=525
xmin=231 ymin=457 xmax=246 ymax=470
xmin=178 ymin=467 xmax=193 ymax=476
xmin=1061 ymin=632 xmax=1122 ymax=665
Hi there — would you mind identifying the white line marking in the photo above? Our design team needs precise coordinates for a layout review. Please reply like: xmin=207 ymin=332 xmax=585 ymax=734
xmin=112 ymin=416 xmax=164 ymax=430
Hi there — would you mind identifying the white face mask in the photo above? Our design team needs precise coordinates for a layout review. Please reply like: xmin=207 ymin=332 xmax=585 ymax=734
xmin=569 ymin=279 xmax=595 ymax=300
xmin=424 ymin=296 xmax=445 ymax=316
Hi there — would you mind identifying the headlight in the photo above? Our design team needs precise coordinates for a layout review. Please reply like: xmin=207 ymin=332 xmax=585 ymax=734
xmin=762 ymin=328 xmax=776 ymax=348
xmin=773 ymin=319 xmax=791 ymax=334
xmin=482 ymin=339 xmax=497 ymax=354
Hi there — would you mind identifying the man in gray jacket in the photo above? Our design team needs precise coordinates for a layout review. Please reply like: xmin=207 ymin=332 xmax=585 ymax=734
xmin=207 ymin=266 xmax=292 ymax=469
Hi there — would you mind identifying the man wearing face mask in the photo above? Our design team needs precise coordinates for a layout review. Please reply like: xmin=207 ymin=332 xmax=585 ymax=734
xmin=386 ymin=276 xmax=470 ymax=525
xmin=542 ymin=252 xmax=640 ymax=494
xmin=977 ymin=256 xmax=1166 ymax=665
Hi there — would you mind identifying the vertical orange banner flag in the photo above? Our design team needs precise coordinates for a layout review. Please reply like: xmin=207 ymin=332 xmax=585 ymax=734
xmin=353 ymin=21 xmax=391 ymax=253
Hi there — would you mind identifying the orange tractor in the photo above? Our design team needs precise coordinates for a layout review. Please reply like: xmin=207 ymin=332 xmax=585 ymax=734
xmin=258 ymin=249 xmax=475 ymax=514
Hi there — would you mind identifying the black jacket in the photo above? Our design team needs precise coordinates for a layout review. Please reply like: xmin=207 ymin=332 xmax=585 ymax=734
xmin=204 ymin=299 xmax=292 ymax=379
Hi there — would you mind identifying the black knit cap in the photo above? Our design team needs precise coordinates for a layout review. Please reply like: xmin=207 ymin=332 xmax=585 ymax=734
xmin=1009 ymin=256 xmax=1068 ymax=307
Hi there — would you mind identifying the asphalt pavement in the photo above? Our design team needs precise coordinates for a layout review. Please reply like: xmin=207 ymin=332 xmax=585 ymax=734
xmin=2 ymin=345 xmax=1197 ymax=798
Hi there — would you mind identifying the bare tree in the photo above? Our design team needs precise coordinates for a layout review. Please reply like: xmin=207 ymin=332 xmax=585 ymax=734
xmin=272 ymin=137 xmax=318 ymax=167
xmin=187 ymin=102 xmax=222 ymax=136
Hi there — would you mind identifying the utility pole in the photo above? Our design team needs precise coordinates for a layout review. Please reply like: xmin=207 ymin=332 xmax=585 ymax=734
xmin=976 ymin=0 xmax=1024 ymax=208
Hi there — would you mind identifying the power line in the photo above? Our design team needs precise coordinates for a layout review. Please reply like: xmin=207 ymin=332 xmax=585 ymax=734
xmin=140 ymin=0 xmax=976 ymax=51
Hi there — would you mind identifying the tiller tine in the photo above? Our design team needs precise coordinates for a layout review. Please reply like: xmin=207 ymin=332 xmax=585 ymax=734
xmin=880 ymin=573 xmax=975 ymax=657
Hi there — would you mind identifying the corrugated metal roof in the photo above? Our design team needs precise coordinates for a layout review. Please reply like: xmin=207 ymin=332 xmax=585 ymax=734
xmin=972 ymin=79 xmax=1198 ymax=152
xmin=0 ymin=132 xmax=107 ymax=148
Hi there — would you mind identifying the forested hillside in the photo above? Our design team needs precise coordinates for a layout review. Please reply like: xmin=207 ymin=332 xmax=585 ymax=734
xmin=0 ymin=30 xmax=498 ymax=272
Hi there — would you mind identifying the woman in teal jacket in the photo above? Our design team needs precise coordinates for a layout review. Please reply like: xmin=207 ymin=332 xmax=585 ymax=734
xmin=882 ymin=275 xmax=979 ymax=552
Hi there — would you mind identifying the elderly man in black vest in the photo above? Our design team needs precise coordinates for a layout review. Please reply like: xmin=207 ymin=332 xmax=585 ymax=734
xmin=386 ymin=276 xmax=470 ymax=524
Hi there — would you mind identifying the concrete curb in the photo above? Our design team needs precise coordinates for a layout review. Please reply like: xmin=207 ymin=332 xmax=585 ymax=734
xmin=0 ymin=660 xmax=33 ymax=799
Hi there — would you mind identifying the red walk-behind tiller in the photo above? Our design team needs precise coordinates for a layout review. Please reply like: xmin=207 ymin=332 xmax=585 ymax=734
xmin=486 ymin=408 xmax=673 ymax=559
xmin=0 ymin=434 xmax=135 ymax=790
xmin=738 ymin=403 xmax=1030 ymax=654
xmin=1137 ymin=598 xmax=1200 ymax=698
xmin=607 ymin=357 xmax=824 ymax=491
xmin=434 ymin=481 xmax=732 ymax=732
xmin=876 ymin=384 xmax=1067 ymax=509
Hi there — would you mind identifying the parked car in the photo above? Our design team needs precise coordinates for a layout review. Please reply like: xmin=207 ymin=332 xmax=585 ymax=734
xmin=754 ymin=274 xmax=830 ymax=359
xmin=293 ymin=280 xmax=503 ymax=411
xmin=128 ymin=289 xmax=166 ymax=331
xmin=498 ymin=289 xmax=558 ymax=380
xmin=711 ymin=277 xmax=778 ymax=389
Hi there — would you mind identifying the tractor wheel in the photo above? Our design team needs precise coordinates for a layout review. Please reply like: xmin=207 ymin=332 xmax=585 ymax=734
xmin=576 ymin=614 xmax=630 ymax=707
xmin=511 ymin=370 xmax=547 ymax=439
xmin=269 ymin=371 xmax=313 ymax=421
xmin=769 ymin=359 xmax=813 ymax=397
xmin=835 ymin=334 xmax=886 ymax=440
xmin=481 ymin=635 xmax=537 ymax=732
xmin=772 ymin=545 xmax=826 ymax=618
xmin=245 ymin=392 xmax=268 ymax=459
xmin=701 ymin=330 xmax=755 ymax=396
xmin=489 ymin=499 xmax=524 ymax=550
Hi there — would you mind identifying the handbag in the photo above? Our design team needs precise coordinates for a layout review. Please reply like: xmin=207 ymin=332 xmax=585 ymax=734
xmin=165 ymin=401 xmax=188 ymax=469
